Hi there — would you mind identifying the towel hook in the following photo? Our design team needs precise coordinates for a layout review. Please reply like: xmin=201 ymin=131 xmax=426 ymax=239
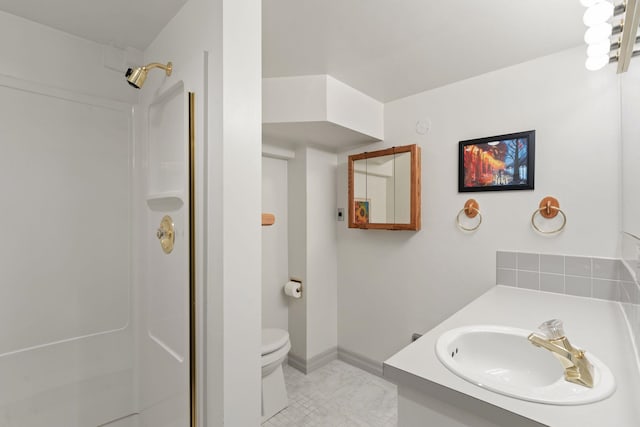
xmin=456 ymin=199 xmax=482 ymax=232
xmin=531 ymin=196 xmax=566 ymax=234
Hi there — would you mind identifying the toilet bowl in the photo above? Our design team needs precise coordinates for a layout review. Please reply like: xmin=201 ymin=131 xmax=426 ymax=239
xmin=261 ymin=328 xmax=291 ymax=422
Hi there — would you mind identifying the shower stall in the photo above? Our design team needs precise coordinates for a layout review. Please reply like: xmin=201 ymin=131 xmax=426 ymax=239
xmin=0 ymin=0 xmax=263 ymax=424
xmin=0 ymin=20 xmax=195 ymax=427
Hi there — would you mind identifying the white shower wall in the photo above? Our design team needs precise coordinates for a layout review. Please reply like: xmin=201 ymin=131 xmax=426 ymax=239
xmin=0 ymin=12 xmax=139 ymax=105
xmin=134 ymin=79 xmax=191 ymax=426
xmin=0 ymin=11 xmax=137 ymax=426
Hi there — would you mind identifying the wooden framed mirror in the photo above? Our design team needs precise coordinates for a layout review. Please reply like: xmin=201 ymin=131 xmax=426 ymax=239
xmin=348 ymin=144 xmax=421 ymax=230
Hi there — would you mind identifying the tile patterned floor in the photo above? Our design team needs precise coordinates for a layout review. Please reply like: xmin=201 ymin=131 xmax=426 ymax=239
xmin=263 ymin=360 xmax=397 ymax=427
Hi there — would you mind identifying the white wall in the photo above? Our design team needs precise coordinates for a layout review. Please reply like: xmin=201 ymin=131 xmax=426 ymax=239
xmin=0 ymin=12 xmax=135 ymax=426
xmin=287 ymin=148 xmax=308 ymax=361
xmin=262 ymin=157 xmax=289 ymax=331
xmin=263 ymin=75 xmax=327 ymax=123
xmin=306 ymin=147 xmax=339 ymax=358
xmin=326 ymin=75 xmax=384 ymax=138
xmin=337 ymin=46 xmax=621 ymax=366
xmin=217 ymin=0 xmax=262 ymax=418
xmin=287 ymin=147 xmax=339 ymax=367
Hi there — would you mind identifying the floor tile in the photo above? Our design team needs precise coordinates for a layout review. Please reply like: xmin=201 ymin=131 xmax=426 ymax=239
xmin=264 ymin=360 xmax=397 ymax=426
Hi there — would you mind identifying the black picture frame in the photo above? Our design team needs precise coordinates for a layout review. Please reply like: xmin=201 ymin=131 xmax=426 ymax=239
xmin=458 ymin=130 xmax=535 ymax=193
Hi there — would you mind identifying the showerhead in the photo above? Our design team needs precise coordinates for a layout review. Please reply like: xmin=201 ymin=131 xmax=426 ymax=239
xmin=125 ymin=67 xmax=146 ymax=89
xmin=125 ymin=61 xmax=173 ymax=89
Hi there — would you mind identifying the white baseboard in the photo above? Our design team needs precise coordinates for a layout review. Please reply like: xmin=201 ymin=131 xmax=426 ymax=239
xmin=287 ymin=352 xmax=306 ymax=373
xmin=288 ymin=346 xmax=386 ymax=379
xmin=287 ymin=347 xmax=338 ymax=374
xmin=337 ymin=347 xmax=383 ymax=378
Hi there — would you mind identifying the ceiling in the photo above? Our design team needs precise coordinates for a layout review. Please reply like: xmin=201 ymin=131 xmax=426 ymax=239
xmin=263 ymin=0 xmax=586 ymax=102
xmin=0 ymin=0 xmax=188 ymax=50
xmin=0 ymin=0 xmax=586 ymax=102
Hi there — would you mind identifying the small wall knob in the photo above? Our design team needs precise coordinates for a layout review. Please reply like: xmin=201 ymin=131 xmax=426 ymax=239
xmin=157 ymin=215 xmax=175 ymax=254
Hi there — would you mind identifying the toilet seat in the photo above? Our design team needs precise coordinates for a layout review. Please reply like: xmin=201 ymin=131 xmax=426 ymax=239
xmin=262 ymin=328 xmax=289 ymax=356
xmin=262 ymin=328 xmax=290 ymax=372
xmin=262 ymin=340 xmax=291 ymax=370
xmin=260 ymin=328 xmax=290 ymax=422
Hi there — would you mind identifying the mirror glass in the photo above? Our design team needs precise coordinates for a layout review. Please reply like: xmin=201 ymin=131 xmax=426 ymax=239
xmin=349 ymin=145 xmax=420 ymax=230
xmin=394 ymin=152 xmax=411 ymax=224
xmin=621 ymin=73 xmax=640 ymax=238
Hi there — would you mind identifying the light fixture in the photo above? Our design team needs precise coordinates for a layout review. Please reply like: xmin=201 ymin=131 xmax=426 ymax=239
xmin=580 ymin=0 xmax=602 ymax=7
xmin=583 ymin=1 xmax=614 ymax=26
xmin=585 ymin=55 xmax=611 ymax=70
xmin=587 ymin=40 xmax=612 ymax=56
xmin=581 ymin=0 xmax=640 ymax=73
xmin=584 ymin=22 xmax=613 ymax=44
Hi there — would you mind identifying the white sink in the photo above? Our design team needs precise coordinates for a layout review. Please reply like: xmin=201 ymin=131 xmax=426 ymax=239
xmin=435 ymin=325 xmax=616 ymax=405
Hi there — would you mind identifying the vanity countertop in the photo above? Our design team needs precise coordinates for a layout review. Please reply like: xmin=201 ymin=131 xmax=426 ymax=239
xmin=383 ymin=285 xmax=640 ymax=427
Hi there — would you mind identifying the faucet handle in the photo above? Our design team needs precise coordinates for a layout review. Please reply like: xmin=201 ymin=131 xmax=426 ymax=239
xmin=538 ymin=319 xmax=565 ymax=339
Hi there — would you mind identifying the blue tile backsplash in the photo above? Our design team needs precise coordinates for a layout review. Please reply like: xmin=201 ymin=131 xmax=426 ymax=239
xmin=496 ymin=251 xmax=635 ymax=302
xmin=497 ymin=244 xmax=640 ymax=368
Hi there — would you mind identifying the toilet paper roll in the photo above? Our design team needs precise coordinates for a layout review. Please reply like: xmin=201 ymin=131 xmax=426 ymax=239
xmin=284 ymin=281 xmax=302 ymax=298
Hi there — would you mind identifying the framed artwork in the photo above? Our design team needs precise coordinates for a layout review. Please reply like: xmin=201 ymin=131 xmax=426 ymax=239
xmin=458 ymin=130 xmax=535 ymax=192
xmin=353 ymin=199 xmax=370 ymax=224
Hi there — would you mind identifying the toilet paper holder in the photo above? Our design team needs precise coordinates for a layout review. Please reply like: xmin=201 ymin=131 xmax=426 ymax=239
xmin=285 ymin=278 xmax=303 ymax=298
xmin=290 ymin=278 xmax=302 ymax=290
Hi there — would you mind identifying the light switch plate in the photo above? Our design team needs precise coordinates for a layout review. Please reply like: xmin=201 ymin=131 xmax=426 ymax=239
xmin=337 ymin=208 xmax=345 ymax=221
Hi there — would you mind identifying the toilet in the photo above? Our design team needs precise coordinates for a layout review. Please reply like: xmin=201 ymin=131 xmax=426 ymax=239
xmin=261 ymin=328 xmax=291 ymax=422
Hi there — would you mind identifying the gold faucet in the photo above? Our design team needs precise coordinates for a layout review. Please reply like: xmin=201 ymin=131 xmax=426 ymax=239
xmin=527 ymin=319 xmax=594 ymax=388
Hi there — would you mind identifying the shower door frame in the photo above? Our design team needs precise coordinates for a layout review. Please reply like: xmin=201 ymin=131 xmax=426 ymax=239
xmin=188 ymin=92 xmax=197 ymax=427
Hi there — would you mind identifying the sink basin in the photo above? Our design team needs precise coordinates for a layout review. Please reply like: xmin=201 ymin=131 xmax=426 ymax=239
xmin=435 ymin=325 xmax=615 ymax=405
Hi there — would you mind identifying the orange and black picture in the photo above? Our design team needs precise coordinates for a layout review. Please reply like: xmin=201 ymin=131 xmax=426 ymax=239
xmin=459 ymin=130 xmax=535 ymax=193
